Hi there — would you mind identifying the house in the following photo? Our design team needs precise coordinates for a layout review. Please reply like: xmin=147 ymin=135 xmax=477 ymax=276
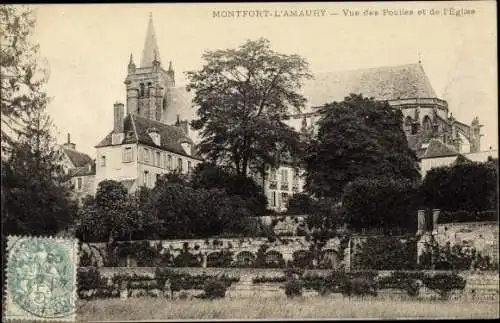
xmin=93 ymin=15 xmax=202 ymax=193
xmin=59 ymin=133 xmax=96 ymax=202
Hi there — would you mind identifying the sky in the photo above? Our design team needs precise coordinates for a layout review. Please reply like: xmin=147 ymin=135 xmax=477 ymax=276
xmin=30 ymin=2 xmax=497 ymax=157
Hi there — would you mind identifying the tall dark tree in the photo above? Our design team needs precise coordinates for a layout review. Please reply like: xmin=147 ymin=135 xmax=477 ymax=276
xmin=341 ymin=176 xmax=419 ymax=233
xmin=305 ymin=94 xmax=420 ymax=199
xmin=1 ymin=5 xmax=49 ymax=153
xmin=420 ymin=159 xmax=498 ymax=213
xmin=190 ymin=162 xmax=268 ymax=216
xmin=186 ymin=38 xmax=312 ymax=177
xmin=78 ymin=180 xmax=139 ymax=244
xmin=2 ymin=110 xmax=76 ymax=236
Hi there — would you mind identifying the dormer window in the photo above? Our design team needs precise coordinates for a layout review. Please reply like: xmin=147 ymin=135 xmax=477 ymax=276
xmin=180 ymin=141 xmax=192 ymax=155
xmin=147 ymin=127 xmax=161 ymax=146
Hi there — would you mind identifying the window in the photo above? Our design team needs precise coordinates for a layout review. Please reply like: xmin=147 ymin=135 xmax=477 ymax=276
xmin=76 ymin=177 xmax=82 ymax=191
xmin=100 ymin=155 xmax=106 ymax=167
xmin=280 ymin=169 xmax=288 ymax=184
xmin=143 ymin=148 xmax=149 ymax=163
xmin=143 ymin=170 xmax=149 ymax=186
xmin=187 ymin=161 xmax=192 ymax=173
xmin=272 ymin=192 xmax=276 ymax=207
xmin=139 ymin=83 xmax=145 ymax=97
xmin=167 ymin=155 xmax=172 ymax=170
xmin=156 ymin=173 xmax=161 ymax=185
xmin=177 ymin=158 xmax=183 ymax=172
xmin=123 ymin=147 xmax=133 ymax=163
xmin=270 ymin=169 xmax=277 ymax=181
xmin=156 ymin=151 xmax=161 ymax=167
xmin=281 ymin=193 xmax=289 ymax=208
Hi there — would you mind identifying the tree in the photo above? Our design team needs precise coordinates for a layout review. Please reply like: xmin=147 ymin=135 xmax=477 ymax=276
xmin=186 ymin=38 xmax=312 ymax=177
xmin=305 ymin=94 xmax=420 ymax=200
xmin=420 ymin=159 xmax=498 ymax=213
xmin=341 ymin=176 xmax=419 ymax=233
xmin=78 ymin=180 xmax=138 ymax=244
xmin=191 ymin=162 xmax=268 ymax=216
xmin=1 ymin=5 xmax=49 ymax=153
xmin=2 ymin=110 xmax=76 ymax=236
xmin=286 ymin=193 xmax=315 ymax=215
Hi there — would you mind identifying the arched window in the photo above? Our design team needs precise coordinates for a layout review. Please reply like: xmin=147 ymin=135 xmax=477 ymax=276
xmin=422 ymin=115 xmax=432 ymax=132
xmin=139 ymin=83 xmax=145 ymax=97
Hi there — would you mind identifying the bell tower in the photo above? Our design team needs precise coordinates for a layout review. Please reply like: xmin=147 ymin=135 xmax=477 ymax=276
xmin=124 ymin=13 xmax=175 ymax=123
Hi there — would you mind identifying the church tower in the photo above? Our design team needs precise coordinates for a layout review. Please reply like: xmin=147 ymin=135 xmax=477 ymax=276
xmin=124 ymin=14 xmax=175 ymax=123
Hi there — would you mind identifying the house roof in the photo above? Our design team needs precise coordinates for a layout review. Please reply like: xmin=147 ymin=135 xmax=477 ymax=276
xmin=95 ymin=114 xmax=202 ymax=160
xmin=300 ymin=63 xmax=438 ymax=110
xmin=422 ymin=138 xmax=458 ymax=158
xmin=68 ymin=163 xmax=96 ymax=177
xmin=119 ymin=179 xmax=136 ymax=192
xmin=62 ymin=147 xmax=93 ymax=168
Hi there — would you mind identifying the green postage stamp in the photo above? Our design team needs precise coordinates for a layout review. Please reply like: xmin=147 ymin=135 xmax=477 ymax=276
xmin=4 ymin=236 xmax=79 ymax=322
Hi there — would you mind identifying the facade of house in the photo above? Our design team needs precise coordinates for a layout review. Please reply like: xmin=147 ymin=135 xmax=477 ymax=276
xmin=93 ymin=15 xmax=202 ymax=193
xmin=59 ymin=134 xmax=96 ymax=203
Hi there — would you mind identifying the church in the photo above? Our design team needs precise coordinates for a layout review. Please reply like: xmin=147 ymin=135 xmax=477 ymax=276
xmin=92 ymin=14 xmax=203 ymax=194
xmin=70 ymin=14 xmax=488 ymax=209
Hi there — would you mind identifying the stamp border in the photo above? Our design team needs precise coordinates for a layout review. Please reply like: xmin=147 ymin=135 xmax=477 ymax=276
xmin=3 ymin=235 xmax=80 ymax=322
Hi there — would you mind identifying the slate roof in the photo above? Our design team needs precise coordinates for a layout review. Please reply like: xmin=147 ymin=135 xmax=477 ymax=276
xmin=63 ymin=147 xmax=93 ymax=168
xmin=68 ymin=163 xmax=96 ymax=177
xmin=300 ymin=63 xmax=438 ymax=110
xmin=95 ymin=114 xmax=202 ymax=160
xmin=119 ymin=179 xmax=136 ymax=192
xmin=421 ymin=139 xmax=458 ymax=158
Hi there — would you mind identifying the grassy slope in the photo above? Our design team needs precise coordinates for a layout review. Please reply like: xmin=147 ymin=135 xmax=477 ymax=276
xmin=77 ymin=297 xmax=499 ymax=321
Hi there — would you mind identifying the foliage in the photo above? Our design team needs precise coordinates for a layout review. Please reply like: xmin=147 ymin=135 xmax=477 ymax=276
xmin=1 ymin=5 xmax=49 ymax=152
xmin=154 ymin=268 xmax=239 ymax=292
xmin=206 ymin=250 xmax=234 ymax=267
xmin=186 ymin=38 xmax=312 ymax=176
xmin=252 ymin=275 xmax=287 ymax=284
xmin=422 ymin=273 xmax=466 ymax=300
xmin=78 ymin=180 xmax=139 ymax=245
xmin=352 ymin=236 xmax=418 ymax=270
xmin=341 ymin=176 xmax=419 ymax=232
xmin=418 ymin=241 xmax=496 ymax=271
xmin=305 ymin=94 xmax=420 ymax=199
xmin=2 ymin=109 xmax=76 ymax=236
xmin=286 ymin=193 xmax=315 ymax=215
xmin=285 ymin=279 xmax=303 ymax=298
xmin=340 ymin=277 xmax=378 ymax=297
xmin=202 ymin=279 xmax=227 ymax=299
xmin=437 ymin=210 xmax=498 ymax=224
xmin=420 ymin=160 xmax=498 ymax=212
xmin=377 ymin=272 xmax=425 ymax=296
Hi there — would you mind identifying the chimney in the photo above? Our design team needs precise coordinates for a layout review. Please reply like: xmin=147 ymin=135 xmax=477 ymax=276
xmin=180 ymin=120 xmax=189 ymax=136
xmin=63 ymin=133 xmax=76 ymax=150
xmin=114 ymin=102 xmax=125 ymax=133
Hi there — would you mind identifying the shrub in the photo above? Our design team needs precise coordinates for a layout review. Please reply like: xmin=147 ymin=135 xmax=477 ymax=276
xmin=252 ymin=275 xmax=287 ymax=284
xmin=378 ymin=271 xmax=424 ymax=296
xmin=340 ymin=277 xmax=378 ymax=297
xmin=422 ymin=272 xmax=466 ymax=300
xmin=206 ymin=250 xmax=234 ymax=267
xmin=203 ymin=279 xmax=227 ymax=299
xmin=285 ymin=279 xmax=303 ymax=298
xmin=352 ymin=236 xmax=418 ymax=270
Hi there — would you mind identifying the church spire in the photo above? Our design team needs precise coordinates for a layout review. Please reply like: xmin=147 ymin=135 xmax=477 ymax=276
xmin=140 ymin=13 xmax=161 ymax=67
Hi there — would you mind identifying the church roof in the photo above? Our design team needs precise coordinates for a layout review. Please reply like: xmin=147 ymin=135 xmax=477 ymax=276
xmin=140 ymin=14 xmax=161 ymax=67
xmin=95 ymin=114 xmax=202 ymax=160
xmin=301 ymin=63 xmax=438 ymax=109
xmin=421 ymin=138 xmax=458 ymax=158
xmin=62 ymin=147 xmax=93 ymax=168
